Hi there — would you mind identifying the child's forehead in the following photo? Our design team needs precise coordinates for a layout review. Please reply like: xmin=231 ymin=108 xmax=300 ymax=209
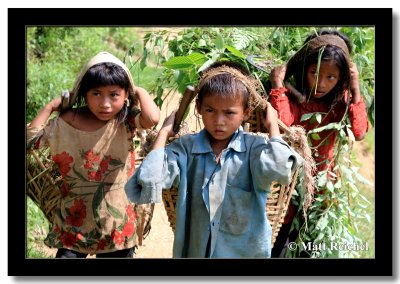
xmin=202 ymin=93 xmax=245 ymax=107
xmin=308 ymin=60 xmax=340 ymax=73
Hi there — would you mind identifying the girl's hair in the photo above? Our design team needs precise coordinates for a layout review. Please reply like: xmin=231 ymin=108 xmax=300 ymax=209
xmin=196 ymin=61 xmax=251 ymax=110
xmin=292 ymin=30 xmax=352 ymax=108
xmin=75 ymin=62 xmax=134 ymax=124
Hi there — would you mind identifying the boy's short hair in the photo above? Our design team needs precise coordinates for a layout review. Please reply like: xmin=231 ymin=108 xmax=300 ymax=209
xmin=196 ymin=61 xmax=255 ymax=110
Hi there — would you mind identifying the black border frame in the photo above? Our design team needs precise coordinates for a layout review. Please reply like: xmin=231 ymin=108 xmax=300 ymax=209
xmin=9 ymin=8 xmax=392 ymax=276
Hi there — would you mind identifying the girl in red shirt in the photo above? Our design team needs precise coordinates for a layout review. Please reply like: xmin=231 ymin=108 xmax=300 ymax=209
xmin=269 ymin=30 xmax=369 ymax=257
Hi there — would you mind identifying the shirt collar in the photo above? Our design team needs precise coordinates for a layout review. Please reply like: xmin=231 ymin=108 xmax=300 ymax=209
xmin=191 ymin=126 xmax=246 ymax=154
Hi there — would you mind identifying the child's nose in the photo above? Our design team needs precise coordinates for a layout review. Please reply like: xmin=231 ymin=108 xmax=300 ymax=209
xmin=100 ymin=98 xmax=111 ymax=108
xmin=215 ymin=114 xmax=225 ymax=125
xmin=317 ymin=79 xmax=326 ymax=89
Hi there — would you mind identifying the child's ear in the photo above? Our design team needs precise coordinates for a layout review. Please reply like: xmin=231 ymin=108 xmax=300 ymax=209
xmin=195 ymin=99 xmax=201 ymax=113
xmin=243 ymin=108 xmax=251 ymax=121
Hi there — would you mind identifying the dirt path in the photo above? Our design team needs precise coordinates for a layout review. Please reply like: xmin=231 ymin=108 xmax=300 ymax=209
xmin=135 ymin=203 xmax=174 ymax=258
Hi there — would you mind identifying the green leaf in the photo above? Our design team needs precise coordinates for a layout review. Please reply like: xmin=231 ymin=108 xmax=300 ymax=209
xmin=311 ymin=133 xmax=321 ymax=140
xmin=215 ymin=35 xmax=225 ymax=51
xmin=346 ymin=126 xmax=355 ymax=142
xmin=308 ymin=122 xmax=341 ymax=134
xmin=106 ymin=201 xmax=123 ymax=219
xmin=315 ymin=113 xmax=322 ymax=124
xmin=198 ymin=39 xmax=206 ymax=47
xmin=300 ymin=113 xmax=314 ymax=122
xmin=92 ymin=183 xmax=105 ymax=229
xmin=326 ymin=181 xmax=334 ymax=192
xmin=225 ymin=45 xmax=246 ymax=59
xmin=162 ymin=53 xmax=207 ymax=70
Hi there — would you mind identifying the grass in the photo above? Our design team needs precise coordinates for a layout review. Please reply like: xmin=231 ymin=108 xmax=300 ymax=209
xmin=351 ymin=129 xmax=375 ymax=258
xmin=26 ymin=197 xmax=51 ymax=258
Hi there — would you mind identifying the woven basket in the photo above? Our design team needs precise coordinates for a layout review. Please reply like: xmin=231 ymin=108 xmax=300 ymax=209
xmin=162 ymin=106 xmax=302 ymax=247
xmin=26 ymin=147 xmax=62 ymax=223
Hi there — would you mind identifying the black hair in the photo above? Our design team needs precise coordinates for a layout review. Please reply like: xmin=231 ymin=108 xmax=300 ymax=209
xmin=291 ymin=30 xmax=352 ymax=107
xmin=75 ymin=62 xmax=134 ymax=124
xmin=196 ymin=61 xmax=251 ymax=110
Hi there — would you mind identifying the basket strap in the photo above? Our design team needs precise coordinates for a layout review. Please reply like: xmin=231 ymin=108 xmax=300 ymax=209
xmin=277 ymin=119 xmax=292 ymax=135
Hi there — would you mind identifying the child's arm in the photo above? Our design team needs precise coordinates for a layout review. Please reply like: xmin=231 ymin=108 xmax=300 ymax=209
xmin=348 ymin=63 xmax=369 ymax=140
xmin=263 ymin=102 xmax=280 ymax=138
xmin=152 ymin=111 xmax=177 ymax=150
xmin=134 ymin=87 xmax=160 ymax=129
xmin=29 ymin=97 xmax=62 ymax=128
xmin=349 ymin=63 xmax=362 ymax=104
xmin=268 ymin=65 xmax=300 ymax=127
xmin=125 ymin=111 xmax=181 ymax=205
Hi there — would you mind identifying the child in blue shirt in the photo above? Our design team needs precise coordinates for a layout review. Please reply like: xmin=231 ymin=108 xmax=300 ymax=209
xmin=125 ymin=61 xmax=301 ymax=258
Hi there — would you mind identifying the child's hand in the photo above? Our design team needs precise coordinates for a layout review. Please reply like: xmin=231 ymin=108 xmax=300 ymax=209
xmin=270 ymin=64 xmax=287 ymax=88
xmin=160 ymin=111 xmax=178 ymax=138
xmin=263 ymin=102 xmax=280 ymax=138
xmin=151 ymin=111 xmax=178 ymax=150
xmin=349 ymin=62 xmax=361 ymax=104
xmin=47 ymin=97 xmax=62 ymax=112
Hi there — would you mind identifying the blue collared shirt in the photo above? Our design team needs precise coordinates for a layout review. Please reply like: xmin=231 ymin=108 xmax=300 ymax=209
xmin=125 ymin=127 xmax=301 ymax=258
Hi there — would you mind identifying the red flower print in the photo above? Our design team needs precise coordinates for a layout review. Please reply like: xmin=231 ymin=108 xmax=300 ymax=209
xmin=66 ymin=198 xmax=86 ymax=227
xmin=54 ymin=224 xmax=60 ymax=233
xmin=97 ymin=238 xmax=107 ymax=250
xmin=84 ymin=150 xmax=113 ymax=181
xmin=84 ymin=150 xmax=101 ymax=169
xmin=61 ymin=181 xmax=70 ymax=197
xmin=60 ymin=231 xmax=76 ymax=248
xmin=122 ymin=222 xmax=135 ymax=238
xmin=100 ymin=156 xmax=112 ymax=173
xmin=112 ymin=230 xmax=124 ymax=246
xmin=88 ymin=170 xmax=102 ymax=182
xmin=126 ymin=204 xmax=136 ymax=222
xmin=53 ymin=151 xmax=73 ymax=177
xmin=128 ymin=151 xmax=136 ymax=176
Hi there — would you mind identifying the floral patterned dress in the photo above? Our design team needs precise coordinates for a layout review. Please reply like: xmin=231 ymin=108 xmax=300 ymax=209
xmin=27 ymin=116 xmax=146 ymax=254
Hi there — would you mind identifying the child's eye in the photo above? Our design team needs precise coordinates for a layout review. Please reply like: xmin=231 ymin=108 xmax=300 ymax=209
xmin=111 ymin=92 xmax=120 ymax=97
xmin=328 ymin=75 xmax=337 ymax=81
xmin=205 ymin=108 xmax=213 ymax=113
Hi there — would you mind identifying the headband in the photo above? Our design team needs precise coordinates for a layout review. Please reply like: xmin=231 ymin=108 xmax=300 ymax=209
xmin=286 ymin=34 xmax=351 ymax=78
xmin=197 ymin=65 xmax=267 ymax=111
xmin=69 ymin=51 xmax=136 ymax=106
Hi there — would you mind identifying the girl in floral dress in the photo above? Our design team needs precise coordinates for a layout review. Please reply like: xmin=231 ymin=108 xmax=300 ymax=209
xmin=27 ymin=51 xmax=160 ymax=258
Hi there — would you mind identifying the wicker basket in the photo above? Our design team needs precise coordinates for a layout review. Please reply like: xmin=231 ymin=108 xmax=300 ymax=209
xmin=162 ymin=106 xmax=303 ymax=247
xmin=26 ymin=147 xmax=62 ymax=223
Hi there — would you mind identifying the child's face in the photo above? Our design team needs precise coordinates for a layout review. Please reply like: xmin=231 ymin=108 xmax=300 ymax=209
xmin=86 ymin=85 xmax=128 ymax=121
xmin=306 ymin=60 xmax=340 ymax=99
xmin=197 ymin=94 xmax=250 ymax=144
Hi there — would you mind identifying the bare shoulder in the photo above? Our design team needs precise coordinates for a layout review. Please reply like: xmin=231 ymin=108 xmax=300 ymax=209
xmin=59 ymin=109 xmax=78 ymax=124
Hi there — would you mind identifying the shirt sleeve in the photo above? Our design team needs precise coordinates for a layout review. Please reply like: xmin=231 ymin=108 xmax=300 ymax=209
xmin=250 ymin=136 xmax=302 ymax=192
xmin=26 ymin=116 xmax=58 ymax=149
xmin=348 ymin=99 xmax=369 ymax=139
xmin=124 ymin=141 xmax=182 ymax=204
xmin=269 ymin=87 xmax=299 ymax=126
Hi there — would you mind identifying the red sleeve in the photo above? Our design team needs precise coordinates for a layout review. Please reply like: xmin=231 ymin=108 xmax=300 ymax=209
xmin=269 ymin=87 xmax=299 ymax=126
xmin=348 ymin=98 xmax=369 ymax=139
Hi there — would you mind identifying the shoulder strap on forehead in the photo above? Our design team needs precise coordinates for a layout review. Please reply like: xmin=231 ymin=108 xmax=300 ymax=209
xmin=286 ymin=34 xmax=351 ymax=79
xmin=308 ymin=34 xmax=350 ymax=57
xmin=70 ymin=51 xmax=136 ymax=105
xmin=196 ymin=64 xmax=268 ymax=111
